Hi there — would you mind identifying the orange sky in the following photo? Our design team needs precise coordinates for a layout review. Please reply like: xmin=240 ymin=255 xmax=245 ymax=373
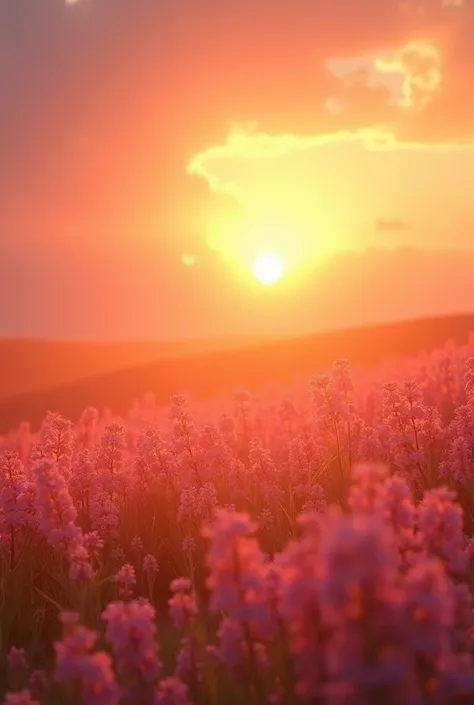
xmin=1 ymin=0 xmax=473 ymax=339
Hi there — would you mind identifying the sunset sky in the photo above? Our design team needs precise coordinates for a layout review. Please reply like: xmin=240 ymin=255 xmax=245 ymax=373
xmin=1 ymin=0 xmax=474 ymax=340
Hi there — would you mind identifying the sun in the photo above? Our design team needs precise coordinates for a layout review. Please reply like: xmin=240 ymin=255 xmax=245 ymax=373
xmin=252 ymin=252 xmax=285 ymax=285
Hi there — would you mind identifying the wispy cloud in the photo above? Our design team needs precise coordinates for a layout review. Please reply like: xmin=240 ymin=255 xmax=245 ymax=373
xmin=375 ymin=41 xmax=442 ymax=110
xmin=327 ymin=40 xmax=442 ymax=112
xmin=189 ymin=125 xmax=474 ymax=267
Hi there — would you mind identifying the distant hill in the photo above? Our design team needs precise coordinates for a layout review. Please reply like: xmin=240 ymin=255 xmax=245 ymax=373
xmin=1 ymin=313 xmax=474 ymax=433
xmin=0 ymin=335 xmax=273 ymax=401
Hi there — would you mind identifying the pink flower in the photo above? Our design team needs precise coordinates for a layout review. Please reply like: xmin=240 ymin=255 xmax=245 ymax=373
xmin=171 ymin=578 xmax=192 ymax=592
xmin=39 ymin=412 xmax=75 ymax=464
xmin=69 ymin=543 xmax=93 ymax=580
xmin=175 ymin=636 xmax=202 ymax=686
xmin=348 ymin=462 xmax=388 ymax=515
xmin=310 ymin=372 xmax=350 ymax=457
xmin=170 ymin=395 xmax=195 ymax=442
xmin=178 ymin=483 xmax=217 ymax=524
xmin=154 ymin=677 xmax=189 ymax=705
xmin=318 ymin=513 xmax=414 ymax=700
xmin=356 ymin=424 xmax=386 ymax=463
xmin=465 ymin=537 xmax=474 ymax=562
xmin=7 ymin=645 xmax=27 ymax=671
xmin=464 ymin=358 xmax=474 ymax=403
xmin=131 ymin=535 xmax=144 ymax=555
xmin=417 ymin=487 xmax=467 ymax=574
xmin=33 ymin=459 xmax=82 ymax=553
xmin=248 ymin=438 xmax=278 ymax=488
xmin=0 ymin=450 xmax=28 ymax=527
xmin=54 ymin=612 xmax=118 ymax=705
xmin=405 ymin=558 xmax=454 ymax=666
xmin=90 ymin=492 xmax=119 ymax=538
xmin=440 ymin=435 xmax=473 ymax=485
xmin=181 ymin=536 xmax=196 ymax=554
xmin=169 ymin=579 xmax=197 ymax=629
xmin=3 ymin=690 xmax=39 ymax=705
xmin=115 ymin=564 xmax=136 ymax=600
xmin=198 ymin=424 xmax=232 ymax=475
xmin=382 ymin=381 xmax=429 ymax=475
xmin=143 ymin=554 xmax=159 ymax=574
xmin=258 ymin=508 xmax=275 ymax=531
xmin=376 ymin=475 xmax=416 ymax=558
xmin=294 ymin=484 xmax=326 ymax=513
xmin=69 ymin=449 xmax=96 ymax=514
xmin=95 ymin=423 xmax=127 ymax=495
xmin=83 ymin=530 xmax=104 ymax=558
xmin=215 ymin=617 xmax=268 ymax=674
xmin=28 ymin=670 xmax=49 ymax=700
xmin=55 ymin=612 xmax=97 ymax=680
xmin=102 ymin=600 xmax=161 ymax=697
xmin=215 ymin=617 xmax=246 ymax=668
xmin=111 ymin=546 xmax=126 ymax=565
xmin=203 ymin=509 xmax=277 ymax=643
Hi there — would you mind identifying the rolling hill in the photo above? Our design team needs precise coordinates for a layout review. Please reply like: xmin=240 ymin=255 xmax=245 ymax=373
xmin=0 ymin=335 xmax=273 ymax=401
xmin=1 ymin=313 xmax=474 ymax=434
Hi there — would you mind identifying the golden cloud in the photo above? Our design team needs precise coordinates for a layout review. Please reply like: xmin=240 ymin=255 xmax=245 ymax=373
xmin=188 ymin=124 xmax=474 ymax=271
xmin=375 ymin=41 xmax=442 ymax=109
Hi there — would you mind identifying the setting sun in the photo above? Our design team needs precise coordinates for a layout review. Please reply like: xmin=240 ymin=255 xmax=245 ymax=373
xmin=252 ymin=252 xmax=285 ymax=285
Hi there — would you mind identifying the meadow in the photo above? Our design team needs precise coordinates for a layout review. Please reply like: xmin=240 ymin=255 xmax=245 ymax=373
xmin=3 ymin=334 xmax=474 ymax=704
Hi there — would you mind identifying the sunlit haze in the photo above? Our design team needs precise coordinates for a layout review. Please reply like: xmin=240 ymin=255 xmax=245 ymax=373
xmin=1 ymin=0 xmax=474 ymax=339
xmin=5 ymin=5 xmax=474 ymax=697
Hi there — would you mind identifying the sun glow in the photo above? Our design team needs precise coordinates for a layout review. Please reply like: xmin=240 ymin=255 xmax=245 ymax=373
xmin=252 ymin=252 xmax=285 ymax=285
xmin=207 ymin=217 xmax=312 ymax=285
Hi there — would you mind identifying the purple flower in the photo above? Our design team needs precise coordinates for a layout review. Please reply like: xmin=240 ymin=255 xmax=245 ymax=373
xmin=3 ymin=690 xmax=39 ymax=705
xmin=83 ymin=530 xmax=104 ymax=558
xmin=0 ymin=451 xmax=27 ymax=522
xmin=39 ymin=412 xmax=75 ymax=464
xmin=54 ymin=612 xmax=119 ymax=705
xmin=7 ymin=646 xmax=27 ymax=671
xmin=69 ymin=542 xmax=93 ymax=580
xmin=102 ymin=599 xmax=162 ymax=695
xmin=181 ymin=536 xmax=196 ymax=554
xmin=417 ymin=487 xmax=467 ymax=574
xmin=169 ymin=579 xmax=197 ymax=630
xmin=28 ymin=670 xmax=49 ymax=701
xmin=154 ymin=677 xmax=189 ymax=705
xmin=143 ymin=554 xmax=159 ymax=575
xmin=90 ymin=492 xmax=119 ymax=538
xmin=33 ymin=459 xmax=82 ymax=553
xmin=203 ymin=508 xmax=278 ymax=657
xmin=317 ymin=514 xmax=412 ymax=700
xmin=405 ymin=558 xmax=454 ymax=657
xmin=115 ymin=563 xmax=136 ymax=600
xmin=131 ymin=535 xmax=144 ymax=555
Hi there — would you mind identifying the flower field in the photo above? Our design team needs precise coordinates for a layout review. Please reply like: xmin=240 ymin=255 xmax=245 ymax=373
xmin=3 ymin=337 xmax=474 ymax=704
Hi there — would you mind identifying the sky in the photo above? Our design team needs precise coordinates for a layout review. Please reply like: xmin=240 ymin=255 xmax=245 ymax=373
xmin=1 ymin=0 xmax=474 ymax=340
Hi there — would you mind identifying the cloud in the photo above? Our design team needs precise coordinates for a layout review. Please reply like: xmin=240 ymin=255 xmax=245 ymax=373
xmin=324 ymin=39 xmax=443 ymax=130
xmin=1 ymin=0 xmax=474 ymax=339
xmin=189 ymin=125 xmax=464 ymax=186
xmin=375 ymin=41 xmax=442 ymax=109
xmin=324 ymin=8 xmax=474 ymax=140
xmin=189 ymin=125 xmax=474 ymax=267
